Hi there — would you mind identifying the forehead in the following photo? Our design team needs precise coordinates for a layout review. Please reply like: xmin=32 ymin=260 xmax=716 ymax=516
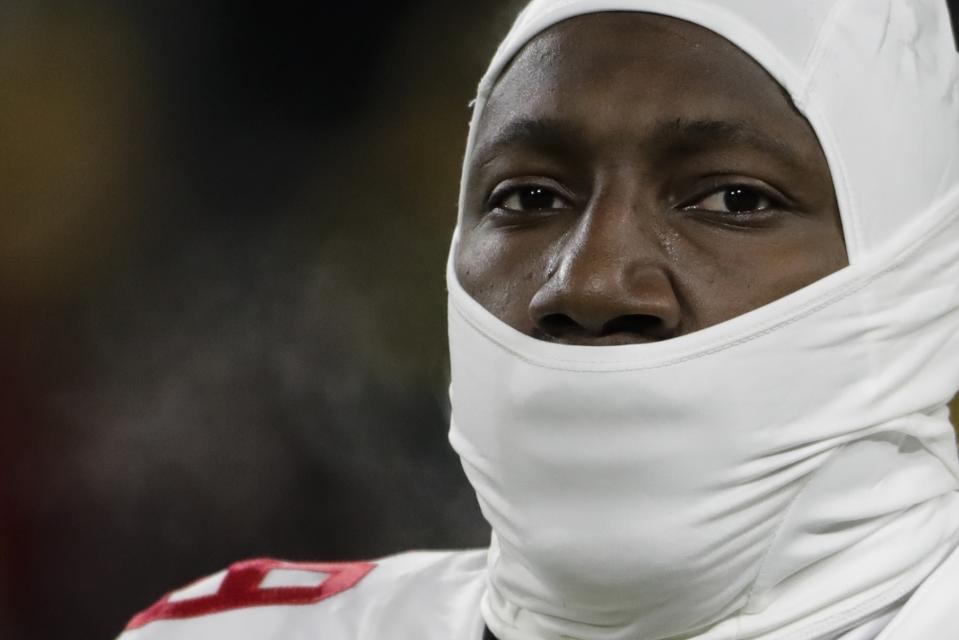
xmin=476 ymin=12 xmax=819 ymax=159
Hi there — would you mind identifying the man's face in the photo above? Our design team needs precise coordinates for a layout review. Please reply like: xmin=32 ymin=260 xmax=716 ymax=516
xmin=455 ymin=12 xmax=848 ymax=345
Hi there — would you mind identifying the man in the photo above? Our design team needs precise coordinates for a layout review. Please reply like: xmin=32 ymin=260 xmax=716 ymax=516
xmin=118 ymin=1 xmax=959 ymax=638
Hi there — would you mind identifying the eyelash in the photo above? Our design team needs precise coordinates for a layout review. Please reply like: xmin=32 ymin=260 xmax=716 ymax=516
xmin=488 ymin=182 xmax=573 ymax=215
xmin=487 ymin=181 xmax=788 ymax=220
xmin=681 ymin=184 xmax=784 ymax=216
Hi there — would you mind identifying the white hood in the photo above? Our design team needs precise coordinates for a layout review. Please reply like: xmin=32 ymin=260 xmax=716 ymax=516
xmin=447 ymin=2 xmax=959 ymax=639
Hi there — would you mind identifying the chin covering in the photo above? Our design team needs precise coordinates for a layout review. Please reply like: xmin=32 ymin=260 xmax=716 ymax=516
xmin=447 ymin=1 xmax=959 ymax=639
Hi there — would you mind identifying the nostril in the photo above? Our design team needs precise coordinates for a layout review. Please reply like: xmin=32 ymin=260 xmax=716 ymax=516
xmin=539 ymin=313 xmax=583 ymax=337
xmin=601 ymin=314 xmax=662 ymax=336
xmin=534 ymin=312 xmax=675 ymax=343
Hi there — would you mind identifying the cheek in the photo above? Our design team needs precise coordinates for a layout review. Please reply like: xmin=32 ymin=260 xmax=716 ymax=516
xmin=454 ymin=226 xmax=555 ymax=332
xmin=674 ymin=225 xmax=847 ymax=329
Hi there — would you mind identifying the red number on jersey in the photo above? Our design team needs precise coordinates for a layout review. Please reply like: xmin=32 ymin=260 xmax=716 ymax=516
xmin=126 ymin=558 xmax=376 ymax=630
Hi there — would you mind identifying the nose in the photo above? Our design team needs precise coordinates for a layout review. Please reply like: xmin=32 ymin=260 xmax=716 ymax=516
xmin=528 ymin=201 xmax=681 ymax=344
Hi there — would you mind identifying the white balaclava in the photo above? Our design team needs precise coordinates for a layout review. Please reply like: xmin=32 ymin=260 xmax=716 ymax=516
xmin=447 ymin=2 xmax=959 ymax=640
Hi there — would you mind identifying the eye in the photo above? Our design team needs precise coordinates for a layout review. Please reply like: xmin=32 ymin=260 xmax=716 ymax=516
xmin=493 ymin=185 xmax=572 ymax=214
xmin=685 ymin=185 xmax=775 ymax=214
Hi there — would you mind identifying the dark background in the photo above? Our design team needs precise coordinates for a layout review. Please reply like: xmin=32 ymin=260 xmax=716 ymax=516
xmin=1 ymin=3 xmax=957 ymax=639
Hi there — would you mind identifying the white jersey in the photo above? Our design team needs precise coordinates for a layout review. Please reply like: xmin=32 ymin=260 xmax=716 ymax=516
xmin=117 ymin=550 xmax=487 ymax=640
xmin=117 ymin=545 xmax=959 ymax=640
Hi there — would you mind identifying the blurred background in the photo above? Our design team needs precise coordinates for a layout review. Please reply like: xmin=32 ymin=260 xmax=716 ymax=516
xmin=1 ymin=2 xmax=958 ymax=639
xmin=0 ymin=2 xmax=525 ymax=637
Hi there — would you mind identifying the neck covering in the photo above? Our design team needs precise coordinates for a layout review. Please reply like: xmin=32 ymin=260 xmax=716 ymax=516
xmin=447 ymin=2 xmax=959 ymax=639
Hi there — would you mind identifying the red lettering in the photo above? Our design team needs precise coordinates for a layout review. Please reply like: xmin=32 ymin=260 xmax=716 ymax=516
xmin=126 ymin=558 xmax=376 ymax=630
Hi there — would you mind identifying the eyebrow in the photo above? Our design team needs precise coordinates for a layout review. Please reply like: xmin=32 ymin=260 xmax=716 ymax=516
xmin=472 ymin=118 xmax=589 ymax=167
xmin=653 ymin=117 xmax=804 ymax=167
xmin=472 ymin=115 xmax=806 ymax=169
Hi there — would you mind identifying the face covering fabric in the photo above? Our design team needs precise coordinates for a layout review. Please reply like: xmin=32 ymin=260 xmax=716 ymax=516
xmin=447 ymin=2 xmax=959 ymax=640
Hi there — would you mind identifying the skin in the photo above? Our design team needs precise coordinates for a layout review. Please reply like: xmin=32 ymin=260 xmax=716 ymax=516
xmin=456 ymin=13 xmax=848 ymax=347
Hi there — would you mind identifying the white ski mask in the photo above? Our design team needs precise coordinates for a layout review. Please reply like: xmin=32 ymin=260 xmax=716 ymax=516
xmin=448 ymin=2 xmax=959 ymax=640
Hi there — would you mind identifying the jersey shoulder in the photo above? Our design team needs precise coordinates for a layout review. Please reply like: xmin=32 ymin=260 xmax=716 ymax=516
xmin=117 ymin=550 xmax=487 ymax=640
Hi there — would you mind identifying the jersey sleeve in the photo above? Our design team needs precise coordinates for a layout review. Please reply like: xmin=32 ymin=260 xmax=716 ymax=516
xmin=115 ymin=549 xmax=488 ymax=640
xmin=117 ymin=558 xmax=376 ymax=639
